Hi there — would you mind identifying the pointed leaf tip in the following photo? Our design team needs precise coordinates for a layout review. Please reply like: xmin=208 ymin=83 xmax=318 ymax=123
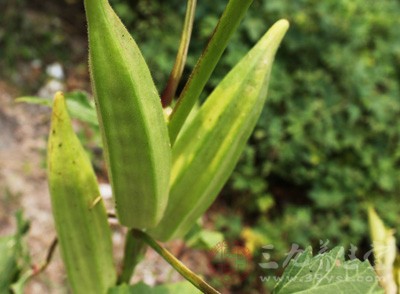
xmin=48 ymin=90 xmax=116 ymax=292
xmin=84 ymin=0 xmax=171 ymax=228
xmin=150 ymin=19 xmax=289 ymax=241
xmin=53 ymin=91 xmax=64 ymax=107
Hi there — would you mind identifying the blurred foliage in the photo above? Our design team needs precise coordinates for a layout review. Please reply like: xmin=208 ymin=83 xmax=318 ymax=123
xmin=0 ymin=0 xmax=73 ymax=87
xmin=0 ymin=211 xmax=30 ymax=293
xmin=228 ymin=0 xmax=400 ymax=257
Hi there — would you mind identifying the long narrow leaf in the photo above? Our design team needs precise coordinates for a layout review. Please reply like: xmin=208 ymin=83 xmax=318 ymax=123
xmin=84 ymin=0 xmax=171 ymax=228
xmin=48 ymin=92 xmax=116 ymax=293
xmin=168 ymin=0 xmax=254 ymax=144
xmin=151 ymin=20 xmax=289 ymax=241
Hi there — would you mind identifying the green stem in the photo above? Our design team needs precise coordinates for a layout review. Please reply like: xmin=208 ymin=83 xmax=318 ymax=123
xmin=161 ymin=0 xmax=197 ymax=108
xmin=168 ymin=0 xmax=254 ymax=144
xmin=132 ymin=230 xmax=220 ymax=294
xmin=118 ymin=229 xmax=147 ymax=284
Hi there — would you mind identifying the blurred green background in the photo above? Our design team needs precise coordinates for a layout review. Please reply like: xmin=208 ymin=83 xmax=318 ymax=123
xmin=1 ymin=0 xmax=400 ymax=292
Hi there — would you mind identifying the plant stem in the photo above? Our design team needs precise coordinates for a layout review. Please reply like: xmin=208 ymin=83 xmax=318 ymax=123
xmin=26 ymin=237 xmax=58 ymax=280
xmin=161 ymin=0 xmax=197 ymax=108
xmin=132 ymin=229 xmax=220 ymax=294
xmin=168 ymin=0 xmax=254 ymax=144
xmin=118 ymin=229 xmax=147 ymax=284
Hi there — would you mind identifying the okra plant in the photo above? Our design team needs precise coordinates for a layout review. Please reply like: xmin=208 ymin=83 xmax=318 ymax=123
xmin=10 ymin=0 xmax=386 ymax=293
xmin=47 ymin=0 xmax=289 ymax=292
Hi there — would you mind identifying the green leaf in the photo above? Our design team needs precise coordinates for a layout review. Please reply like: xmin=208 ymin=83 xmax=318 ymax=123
xmin=16 ymin=91 xmax=98 ymax=126
xmin=84 ymin=0 xmax=171 ymax=229
xmin=15 ymin=96 xmax=52 ymax=107
xmin=108 ymin=281 xmax=201 ymax=294
xmin=168 ymin=0 xmax=254 ymax=143
xmin=10 ymin=270 xmax=32 ymax=294
xmin=48 ymin=92 xmax=116 ymax=293
xmin=273 ymin=247 xmax=384 ymax=294
xmin=151 ymin=19 xmax=289 ymax=241
xmin=63 ymin=91 xmax=98 ymax=126
xmin=0 ymin=211 xmax=30 ymax=294
xmin=185 ymin=223 xmax=224 ymax=250
xmin=0 ymin=237 xmax=19 ymax=293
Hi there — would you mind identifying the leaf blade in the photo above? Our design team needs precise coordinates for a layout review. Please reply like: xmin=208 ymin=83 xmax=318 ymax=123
xmin=48 ymin=92 xmax=116 ymax=293
xmin=168 ymin=0 xmax=254 ymax=143
xmin=151 ymin=20 xmax=289 ymax=241
xmin=84 ymin=0 xmax=171 ymax=228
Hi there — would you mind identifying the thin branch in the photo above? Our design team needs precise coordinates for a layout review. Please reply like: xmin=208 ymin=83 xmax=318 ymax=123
xmin=28 ymin=209 xmax=117 ymax=278
xmin=29 ymin=237 xmax=58 ymax=279
xmin=161 ymin=0 xmax=197 ymax=107
xmin=26 ymin=213 xmax=116 ymax=281
xmin=132 ymin=229 xmax=220 ymax=294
